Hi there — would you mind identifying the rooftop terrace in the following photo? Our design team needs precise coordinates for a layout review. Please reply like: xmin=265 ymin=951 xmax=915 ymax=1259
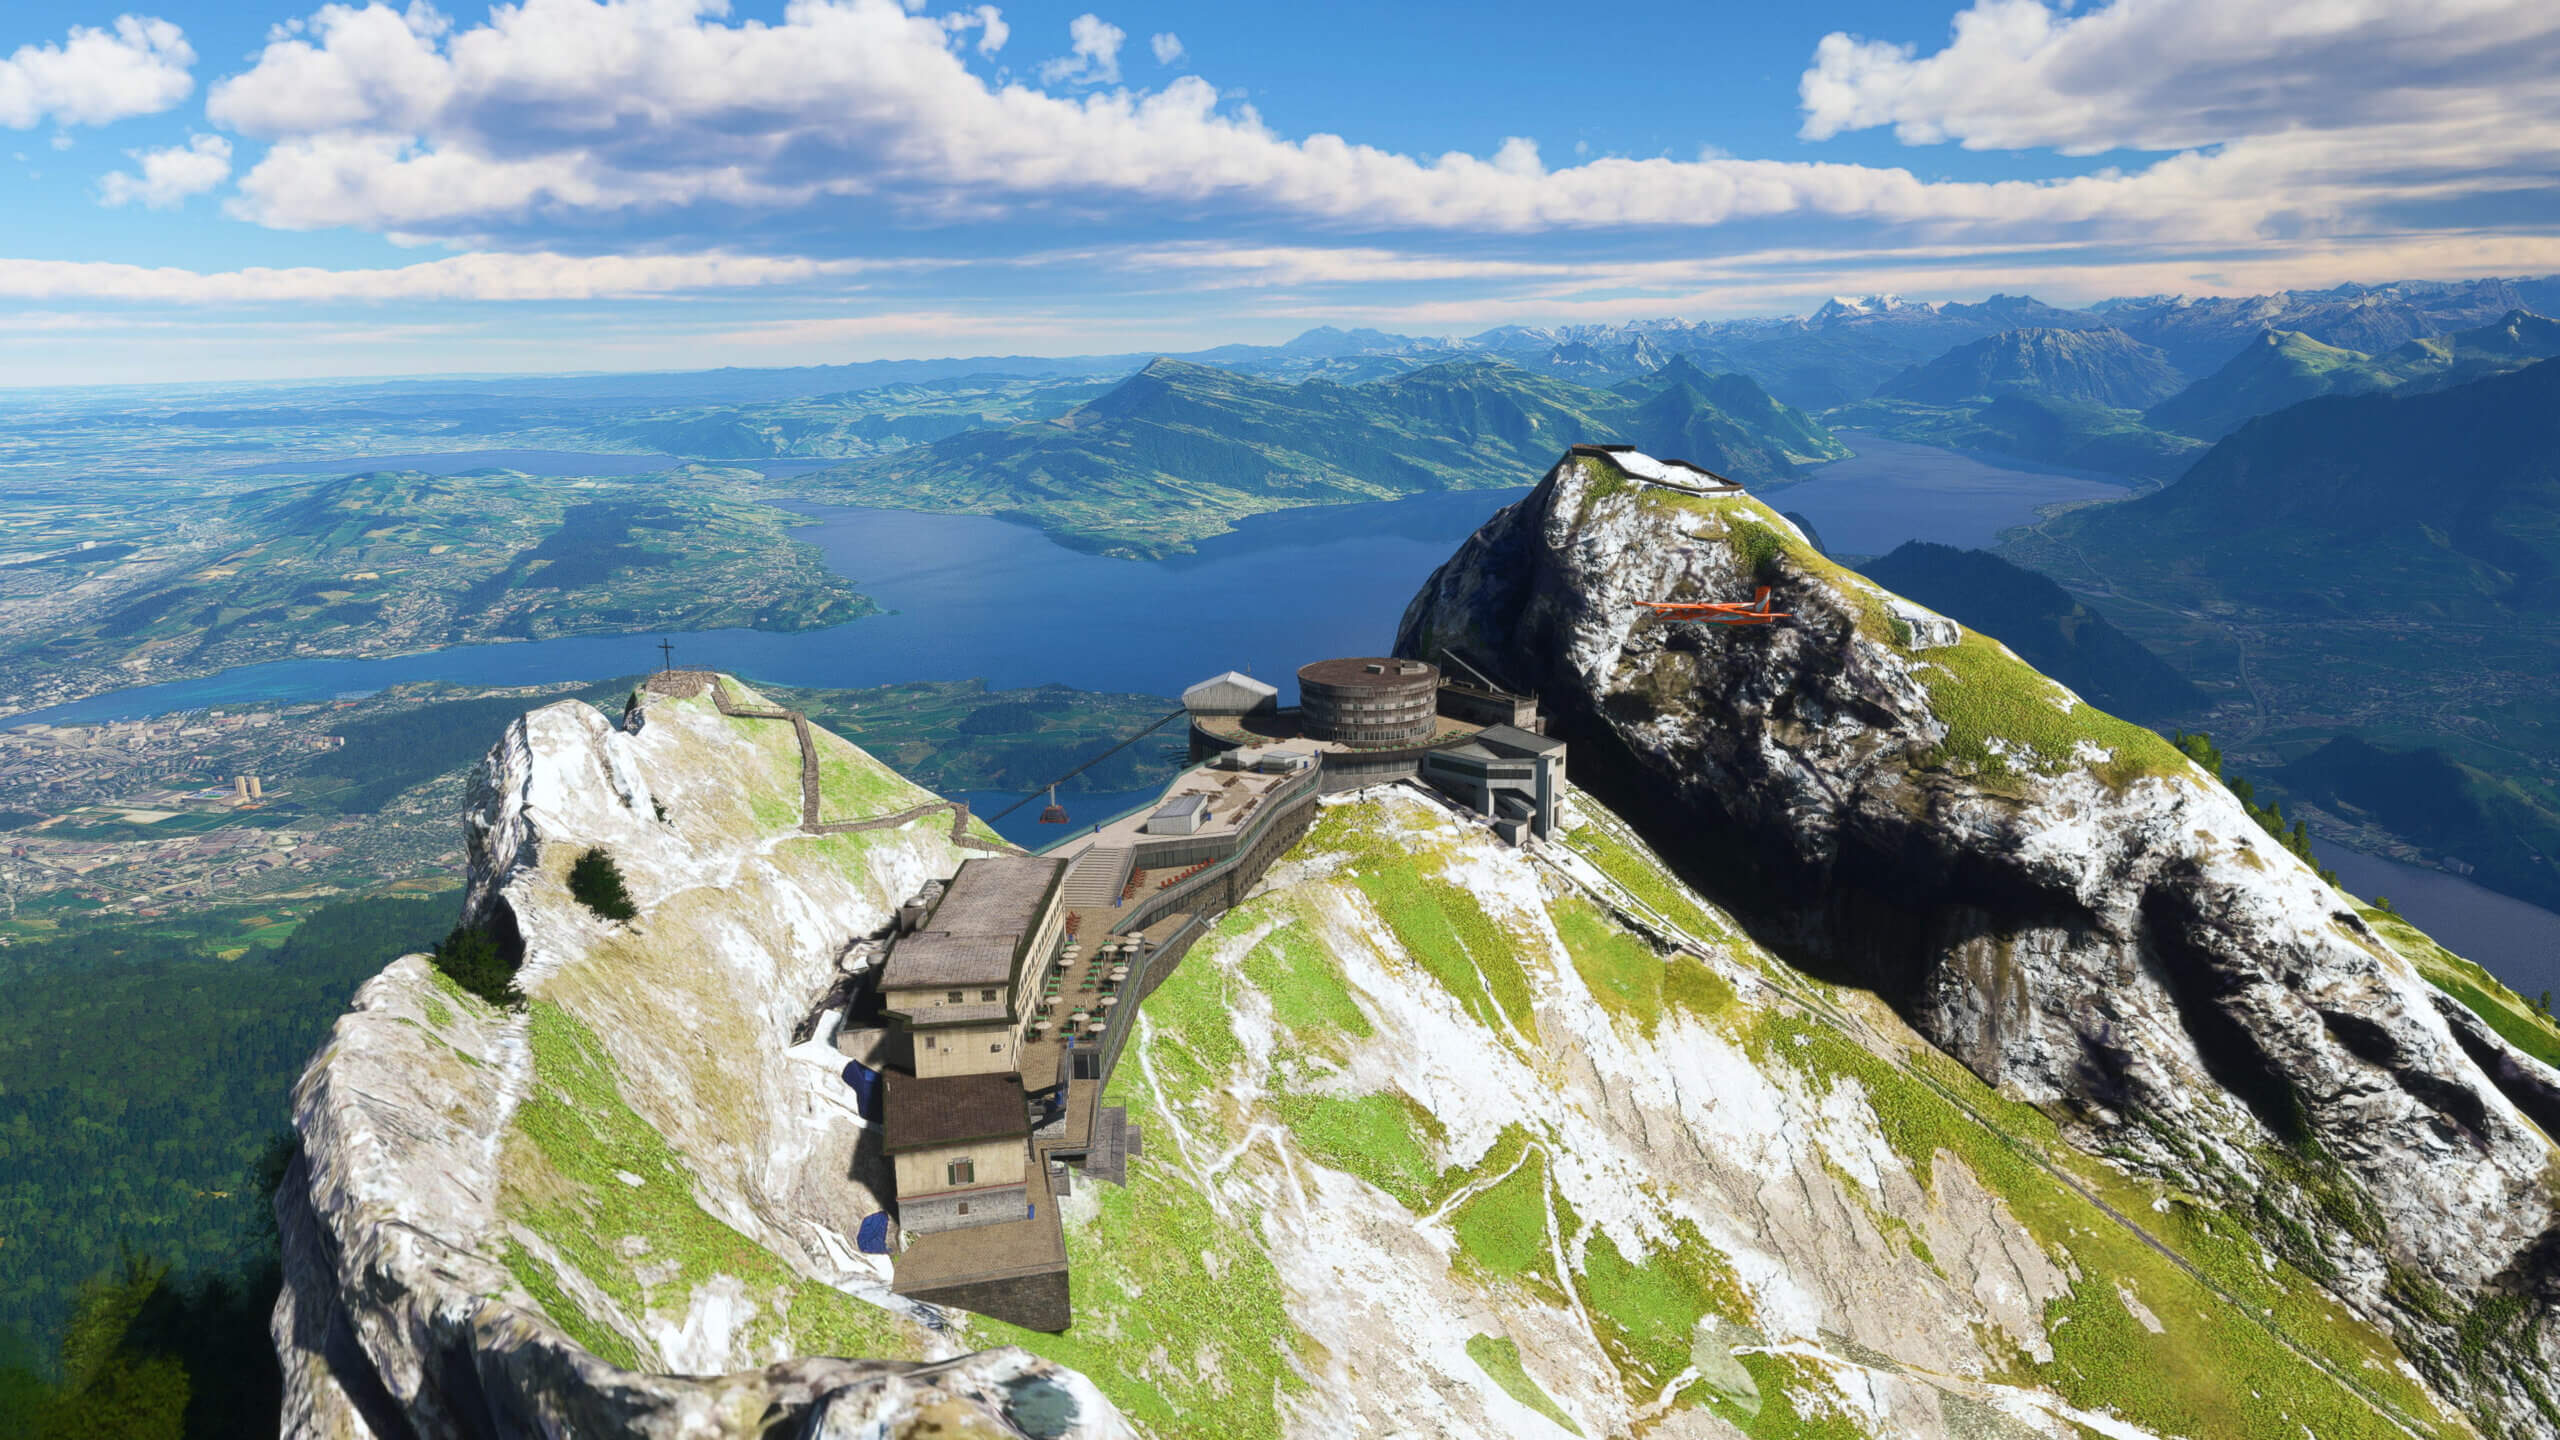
xmin=1191 ymin=708 xmax=1485 ymax=753
xmin=1046 ymin=763 xmax=1306 ymax=864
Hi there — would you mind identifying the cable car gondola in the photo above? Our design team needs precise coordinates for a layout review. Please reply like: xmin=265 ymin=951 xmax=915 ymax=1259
xmin=1037 ymin=785 xmax=1071 ymax=825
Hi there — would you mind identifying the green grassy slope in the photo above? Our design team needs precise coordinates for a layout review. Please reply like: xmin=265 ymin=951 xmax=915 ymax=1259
xmin=2144 ymin=312 xmax=2560 ymax=442
xmin=973 ymin=789 xmax=2471 ymax=1440
xmin=1859 ymin=541 xmax=2201 ymax=721
xmin=2146 ymin=330 xmax=2400 ymax=439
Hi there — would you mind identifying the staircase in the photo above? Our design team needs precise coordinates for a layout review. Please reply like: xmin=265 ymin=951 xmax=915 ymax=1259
xmin=1062 ymin=846 xmax=1135 ymax=911
xmin=1081 ymin=1106 xmax=1137 ymax=1187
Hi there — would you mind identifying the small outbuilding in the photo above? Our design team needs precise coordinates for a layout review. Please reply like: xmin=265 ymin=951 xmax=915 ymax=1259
xmin=884 ymin=1070 xmax=1034 ymax=1236
xmin=1181 ymin=671 xmax=1280 ymax=718
xmin=1420 ymin=723 xmax=1569 ymax=842
xmin=1143 ymin=793 xmax=1212 ymax=835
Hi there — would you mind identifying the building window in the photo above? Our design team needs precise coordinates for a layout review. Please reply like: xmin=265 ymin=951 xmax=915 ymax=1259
xmin=947 ymin=1158 xmax=975 ymax=1186
xmin=957 ymin=1201 xmax=971 ymax=1215
xmin=924 ymin=1035 xmax=936 ymax=1050
xmin=981 ymin=987 xmax=998 ymax=1001
xmin=990 ymin=1042 xmax=1003 ymax=1052
xmin=946 ymin=989 xmax=964 ymax=1003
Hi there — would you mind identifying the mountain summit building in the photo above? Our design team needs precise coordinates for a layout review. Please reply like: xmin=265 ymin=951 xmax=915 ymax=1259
xmin=879 ymin=854 xmax=1067 ymax=1080
xmin=871 ymin=650 xmax=1567 ymax=1329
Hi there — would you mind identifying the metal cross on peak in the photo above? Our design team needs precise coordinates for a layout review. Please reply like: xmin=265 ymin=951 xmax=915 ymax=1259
xmin=658 ymin=639 xmax=676 ymax=672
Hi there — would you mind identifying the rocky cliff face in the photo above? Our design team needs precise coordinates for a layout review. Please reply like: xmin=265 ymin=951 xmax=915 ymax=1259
xmin=1397 ymin=449 xmax=2560 ymax=1432
xmin=972 ymin=779 xmax=2499 ymax=1439
xmin=283 ymin=654 xmax=2548 ymax=1439
xmin=272 ymin=676 xmax=1124 ymax=1439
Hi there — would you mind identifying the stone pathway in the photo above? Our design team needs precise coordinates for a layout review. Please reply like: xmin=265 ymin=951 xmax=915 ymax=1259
xmin=643 ymin=669 xmax=1015 ymax=852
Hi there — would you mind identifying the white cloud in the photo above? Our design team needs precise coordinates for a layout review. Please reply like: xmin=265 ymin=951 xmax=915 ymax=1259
xmin=1038 ymin=12 xmax=1124 ymax=86
xmin=0 ymin=249 xmax=893 ymax=303
xmin=942 ymin=4 xmax=1006 ymax=56
xmin=0 ymin=14 xmax=194 ymax=129
xmin=1127 ymin=230 xmax=2560 ymax=326
xmin=181 ymin=0 xmax=2559 ymax=260
xmin=1150 ymin=31 xmax=1181 ymax=66
xmin=98 ymin=132 xmax=230 ymax=207
xmin=1799 ymin=0 xmax=2560 ymax=154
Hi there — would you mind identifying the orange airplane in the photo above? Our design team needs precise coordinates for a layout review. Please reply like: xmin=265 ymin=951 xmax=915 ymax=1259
xmin=1636 ymin=586 xmax=1790 ymax=625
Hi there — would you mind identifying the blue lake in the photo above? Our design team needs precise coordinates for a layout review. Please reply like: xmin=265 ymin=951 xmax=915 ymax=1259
xmin=30 ymin=434 xmax=2139 ymax=732
xmin=25 ymin=442 xmax=2560 ymax=989
xmin=1781 ymin=431 xmax=2130 ymax=555
xmin=19 ymin=486 xmax=1538 ymax=725
xmin=2319 ymin=844 xmax=2560 ymax=1001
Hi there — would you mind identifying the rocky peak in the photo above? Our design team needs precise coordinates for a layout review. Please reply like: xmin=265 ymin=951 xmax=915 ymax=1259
xmin=273 ymin=674 xmax=1123 ymax=1439
xmin=1813 ymin=293 xmax=1918 ymax=322
xmin=1396 ymin=449 xmax=2560 ymax=1431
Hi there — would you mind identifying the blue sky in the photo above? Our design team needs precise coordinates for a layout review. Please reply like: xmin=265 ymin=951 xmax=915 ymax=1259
xmin=1 ymin=0 xmax=2555 ymax=384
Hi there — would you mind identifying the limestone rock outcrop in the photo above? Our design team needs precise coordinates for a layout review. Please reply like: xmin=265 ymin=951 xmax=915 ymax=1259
xmin=272 ymin=677 xmax=1125 ymax=1439
xmin=1397 ymin=449 xmax=2560 ymax=1430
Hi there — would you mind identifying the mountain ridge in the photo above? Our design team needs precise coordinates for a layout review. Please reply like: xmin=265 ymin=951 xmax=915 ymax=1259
xmin=2007 ymin=357 xmax=2560 ymax=914
xmin=1399 ymin=445 xmax=2560 ymax=1432
xmin=801 ymin=355 xmax=1841 ymax=555
xmin=280 ymin=649 xmax=2554 ymax=1439
xmin=1876 ymin=326 xmax=2187 ymax=409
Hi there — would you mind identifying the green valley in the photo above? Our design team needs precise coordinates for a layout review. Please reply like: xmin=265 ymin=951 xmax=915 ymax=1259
xmin=2146 ymin=310 xmax=2560 ymax=440
xmin=2005 ymin=356 xmax=2560 ymax=908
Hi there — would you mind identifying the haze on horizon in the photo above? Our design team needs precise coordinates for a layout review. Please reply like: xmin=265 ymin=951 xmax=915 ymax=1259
xmin=2 ymin=0 xmax=2557 ymax=385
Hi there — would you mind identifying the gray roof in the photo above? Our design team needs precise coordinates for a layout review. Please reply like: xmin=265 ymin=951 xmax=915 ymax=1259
xmin=892 ymin=1001 xmax=1012 ymax=1029
xmin=882 ymin=933 xmax=1021 ymax=988
xmin=883 ymin=1071 xmax=1029 ymax=1153
xmin=1478 ymin=724 xmax=1565 ymax=756
xmin=1299 ymin=656 xmax=1437 ymax=689
xmin=926 ymin=855 xmax=1066 ymax=937
xmin=1152 ymin=794 xmax=1208 ymax=818
xmin=1182 ymin=671 xmax=1279 ymax=715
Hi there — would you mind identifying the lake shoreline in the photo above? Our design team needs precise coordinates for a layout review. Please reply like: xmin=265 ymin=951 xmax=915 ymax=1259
xmin=24 ymin=442 xmax=2556 ymax=990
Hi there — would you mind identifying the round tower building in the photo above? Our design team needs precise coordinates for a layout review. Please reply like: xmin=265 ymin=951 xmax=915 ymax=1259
xmin=1297 ymin=658 xmax=1440 ymax=746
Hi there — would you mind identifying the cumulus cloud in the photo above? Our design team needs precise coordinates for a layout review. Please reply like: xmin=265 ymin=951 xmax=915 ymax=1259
xmin=182 ymin=0 xmax=2119 ymax=239
xmin=1149 ymin=31 xmax=1181 ymax=66
xmin=0 ymin=14 xmax=194 ymax=129
xmin=1037 ymin=12 xmax=1123 ymax=86
xmin=1799 ymin=0 xmax=2560 ymax=154
xmin=98 ymin=132 xmax=229 ymax=207
xmin=179 ymin=0 xmax=2559 ymax=260
xmin=942 ymin=4 xmax=1006 ymax=56
xmin=0 ymin=249 xmax=884 ymax=303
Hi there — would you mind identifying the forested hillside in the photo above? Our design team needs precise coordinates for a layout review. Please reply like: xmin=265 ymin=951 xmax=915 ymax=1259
xmin=0 ymin=897 xmax=452 ymax=1360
